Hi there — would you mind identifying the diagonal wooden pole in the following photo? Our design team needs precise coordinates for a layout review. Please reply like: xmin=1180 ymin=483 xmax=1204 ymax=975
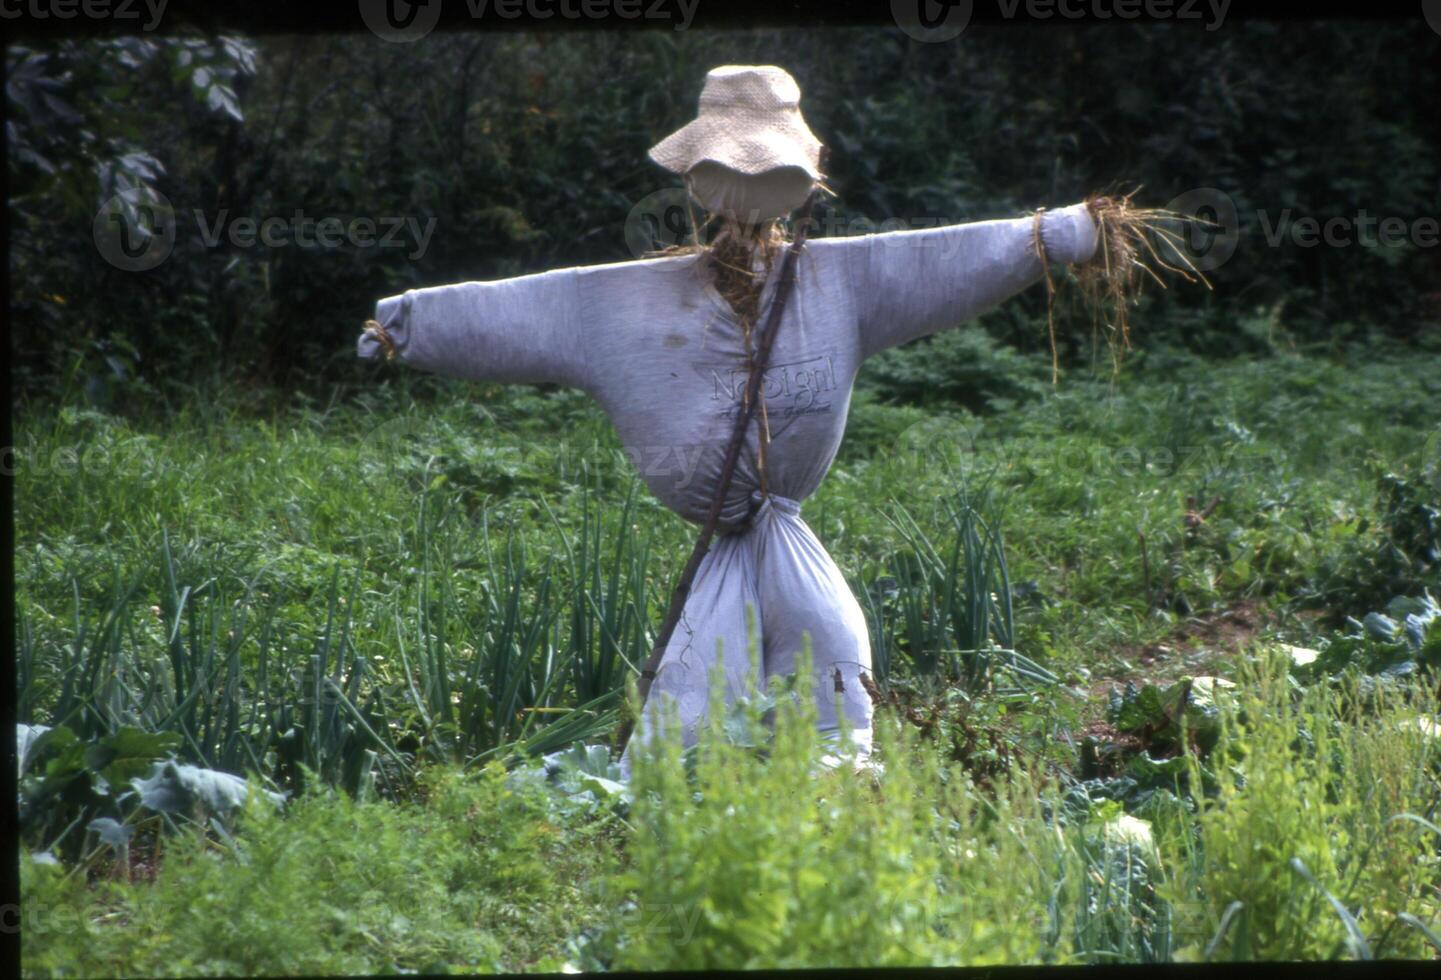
xmin=615 ymin=177 xmax=824 ymax=756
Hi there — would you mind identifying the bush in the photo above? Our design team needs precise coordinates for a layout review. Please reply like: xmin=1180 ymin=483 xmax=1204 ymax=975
xmin=858 ymin=326 xmax=1052 ymax=414
xmin=1166 ymin=650 xmax=1441 ymax=960
xmin=582 ymin=658 xmax=1070 ymax=969
xmin=20 ymin=764 xmax=618 ymax=976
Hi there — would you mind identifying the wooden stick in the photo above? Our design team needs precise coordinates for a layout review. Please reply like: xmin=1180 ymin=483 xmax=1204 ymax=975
xmin=614 ymin=180 xmax=824 ymax=756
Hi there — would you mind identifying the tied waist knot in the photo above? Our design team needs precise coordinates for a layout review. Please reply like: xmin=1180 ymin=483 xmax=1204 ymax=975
xmin=750 ymin=490 xmax=802 ymax=523
xmin=718 ymin=489 xmax=804 ymax=536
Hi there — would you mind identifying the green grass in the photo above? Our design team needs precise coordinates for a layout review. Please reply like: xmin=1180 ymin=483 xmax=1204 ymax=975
xmin=15 ymin=344 xmax=1441 ymax=972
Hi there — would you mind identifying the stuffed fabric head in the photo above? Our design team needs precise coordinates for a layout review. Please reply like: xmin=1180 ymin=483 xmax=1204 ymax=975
xmin=648 ymin=64 xmax=823 ymax=222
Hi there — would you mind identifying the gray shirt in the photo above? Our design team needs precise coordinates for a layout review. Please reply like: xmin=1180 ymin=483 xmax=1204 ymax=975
xmin=360 ymin=204 xmax=1098 ymax=530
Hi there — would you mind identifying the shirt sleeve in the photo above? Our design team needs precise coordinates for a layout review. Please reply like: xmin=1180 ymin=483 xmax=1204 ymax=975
xmin=842 ymin=203 xmax=1099 ymax=359
xmin=358 ymin=265 xmax=587 ymax=389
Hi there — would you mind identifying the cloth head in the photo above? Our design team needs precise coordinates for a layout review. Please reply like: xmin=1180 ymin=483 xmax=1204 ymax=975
xmin=648 ymin=65 xmax=823 ymax=221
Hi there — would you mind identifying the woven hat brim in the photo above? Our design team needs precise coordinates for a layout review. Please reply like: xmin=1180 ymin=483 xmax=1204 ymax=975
xmin=648 ymin=111 xmax=822 ymax=178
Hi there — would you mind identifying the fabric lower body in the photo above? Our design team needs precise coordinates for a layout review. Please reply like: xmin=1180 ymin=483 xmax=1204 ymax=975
xmin=620 ymin=492 xmax=873 ymax=775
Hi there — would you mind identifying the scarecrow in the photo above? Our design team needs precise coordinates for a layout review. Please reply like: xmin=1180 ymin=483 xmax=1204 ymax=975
xmin=359 ymin=65 xmax=1197 ymax=772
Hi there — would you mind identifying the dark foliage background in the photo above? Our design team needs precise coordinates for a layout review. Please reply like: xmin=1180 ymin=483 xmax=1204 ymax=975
xmin=8 ymin=22 xmax=1440 ymax=408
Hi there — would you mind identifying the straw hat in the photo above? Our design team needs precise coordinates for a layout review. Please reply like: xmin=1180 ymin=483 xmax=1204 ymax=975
xmin=648 ymin=65 xmax=823 ymax=221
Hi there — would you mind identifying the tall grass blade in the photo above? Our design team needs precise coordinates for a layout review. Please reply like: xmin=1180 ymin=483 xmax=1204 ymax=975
xmin=1289 ymin=857 xmax=1372 ymax=960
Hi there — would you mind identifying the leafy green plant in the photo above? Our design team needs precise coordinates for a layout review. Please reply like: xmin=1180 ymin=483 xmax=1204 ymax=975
xmin=583 ymin=658 xmax=1076 ymax=969
xmin=507 ymin=742 xmax=632 ymax=818
xmin=1065 ymin=804 xmax=1173 ymax=963
xmin=1103 ymin=675 xmax=1231 ymax=757
xmin=1304 ymin=592 xmax=1441 ymax=680
xmin=1167 ymin=651 xmax=1441 ymax=960
xmin=17 ymin=720 xmax=285 ymax=873
xmin=21 ymin=764 xmax=618 ymax=976
xmin=18 ymin=723 xmax=181 ymax=857
xmin=550 ymin=479 xmax=655 ymax=706
xmin=1313 ymin=468 xmax=1441 ymax=617
xmin=859 ymin=326 xmax=1052 ymax=415
xmin=861 ymin=485 xmax=1057 ymax=698
xmin=17 ymin=537 xmax=411 ymax=804
xmin=391 ymin=472 xmax=639 ymax=765
xmin=16 ymin=464 xmax=652 ymax=821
